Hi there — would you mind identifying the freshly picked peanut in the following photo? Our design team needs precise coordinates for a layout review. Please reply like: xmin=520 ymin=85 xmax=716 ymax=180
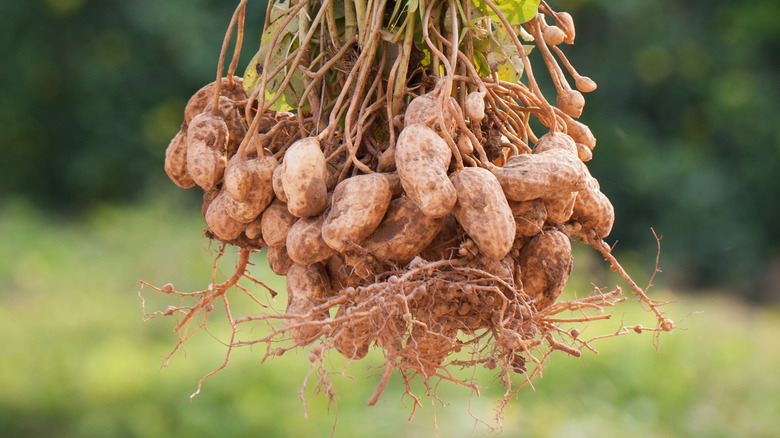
xmin=332 ymin=304 xmax=374 ymax=360
xmin=543 ymin=192 xmax=578 ymax=224
xmin=533 ymin=132 xmax=578 ymax=156
xmin=186 ymin=112 xmax=229 ymax=191
xmin=267 ymin=245 xmax=293 ymax=276
xmin=225 ymin=154 xmax=277 ymax=203
xmin=272 ymin=163 xmax=288 ymax=203
xmin=282 ymin=137 xmax=328 ymax=217
xmin=205 ymin=190 xmax=250 ymax=241
xmin=395 ymin=124 xmax=457 ymax=218
xmin=321 ymin=173 xmax=394 ymax=253
xmin=285 ymin=263 xmax=331 ymax=345
xmin=286 ymin=212 xmax=336 ymax=265
xmin=492 ymin=149 xmax=587 ymax=202
xmin=164 ymin=128 xmax=195 ymax=189
xmin=404 ymin=92 xmax=456 ymax=136
xmin=465 ymin=91 xmax=486 ymax=121
xmin=516 ymin=229 xmax=573 ymax=309
xmin=222 ymin=155 xmax=277 ymax=223
xmin=570 ymin=172 xmax=614 ymax=239
xmin=184 ymin=76 xmax=246 ymax=125
xmin=203 ymin=95 xmax=248 ymax=156
xmin=360 ymin=196 xmax=446 ymax=266
xmin=261 ymin=199 xmax=298 ymax=247
xmin=450 ymin=167 xmax=515 ymax=261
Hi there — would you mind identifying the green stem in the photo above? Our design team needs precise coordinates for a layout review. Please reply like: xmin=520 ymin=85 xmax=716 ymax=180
xmin=392 ymin=11 xmax=416 ymax=115
xmin=344 ymin=0 xmax=357 ymax=43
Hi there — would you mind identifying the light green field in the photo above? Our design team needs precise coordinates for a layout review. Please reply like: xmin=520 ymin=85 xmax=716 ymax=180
xmin=1 ymin=197 xmax=778 ymax=437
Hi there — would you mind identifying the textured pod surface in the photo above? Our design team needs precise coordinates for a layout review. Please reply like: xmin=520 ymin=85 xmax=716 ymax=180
xmin=285 ymin=263 xmax=331 ymax=345
xmin=571 ymin=174 xmax=614 ymax=239
xmin=184 ymin=76 xmax=246 ymax=125
xmin=534 ymin=132 xmax=578 ymax=156
xmin=565 ymin=117 xmax=596 ymax=150
xmin=223 ymin=191 xmax=265 ymax=223
xmin=465 ymin=91 xmax=486 ymax=121
xmin=557 ymin=90 xmax=585 ymax=119
xmin=543 ymin=191 xmax=578 ymax=224
xmin=332 ymin=304 xmax=373 ymax=360
xmin=362 ymin=197 xmax=446 ymax=265
xmin=225 ymin=155 xmax=277 ymax=209
xmin=286 ymin=213 xmax=336 ymax=265
xmin=509 ymin=199 xmax=547 ymax=237
xmin=186 ymin=113 xmax=228 ymax=191
xmin=395 ymin=124 xmax=457 ymax=218
xmin=267 ymin=245 xmax=293 ymax=276
xmin=322 ymin=173 xmax=393 ymax=252
xmin=282 ymin=137 xmax=328 ymax=217
xmin=205 ymin=191 xmax=248 ymax=241
xmin=517 ymin=230 xmax=573 ymax=309
xmin=224 ymin=158 xmax=253 ymax=202
xmin=272 ymin=162 xmax=288 ymax=203
xmin=450 ymin=167 xmax=515 ymax=260
xmin=164 ymin=128 xmax=195 ymax=189
xmin=404 ymin=93 xmax=456 ymax=136
xmin=261 ymin=199 xmax=298 ymax=247
xmin=493 ymin=149 xmax=587 ymax=202
xmin=203 ymin=95 xmax=247 ymax=156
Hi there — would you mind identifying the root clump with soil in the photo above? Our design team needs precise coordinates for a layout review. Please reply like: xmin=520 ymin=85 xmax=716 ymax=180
xmin=148 ymin=0 xmax=675 ymax=422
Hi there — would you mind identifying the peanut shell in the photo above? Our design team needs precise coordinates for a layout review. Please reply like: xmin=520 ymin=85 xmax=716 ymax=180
xmin=261 ymin=199 xmax=298 ymax=247
xmin=570 ymin=174 xmax=614 ymax=239
xmin=322 ymin=173 xmax=393 ymax=252
xmin=205 ymin=190 xmax=248 ymax=241
xmin=517 ymin=230 xmax=573 ymax=309
xmin=404 ymin=93 xmax=456 ymax=136
xmin=186 ymin=113 xmax=228 ymax=191
xmin=395 ymin=124 xmax=457 ymax=218
xmin=286 ymin=213 xmax=336 ymax=265
xmin=267 ymin=245 xmax=293 ymax=276
xmin=282 ymin=137 xmax=328 ymax=217
xmin=543 ymin=192 xmax=578 ymax=224
xmin=450 ymin=167 xmax=515 ymax=261
xmin=492 ymin=149 xmax=587 ymax=202
xmin=285 ymin=263 xmax=331 ymax=345
xmin=164 ymin=128 xmax=195 ymax=189
xmin=184 ymin=77 xmax=246 ymax=125
xmin=361 ymin=197 xmax=446 ymax=265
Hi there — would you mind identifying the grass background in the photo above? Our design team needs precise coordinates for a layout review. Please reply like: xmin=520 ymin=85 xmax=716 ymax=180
xmin=2 ymin=195 xmax=778 ymax=437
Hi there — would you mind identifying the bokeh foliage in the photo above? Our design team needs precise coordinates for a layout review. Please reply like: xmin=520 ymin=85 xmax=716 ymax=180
xmin=0 ymin=1 xmax=778 ymax=297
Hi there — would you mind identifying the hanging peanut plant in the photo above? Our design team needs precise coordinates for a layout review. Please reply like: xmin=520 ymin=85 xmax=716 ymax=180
xmin=148 ymin=0 xmax=675 ymax=423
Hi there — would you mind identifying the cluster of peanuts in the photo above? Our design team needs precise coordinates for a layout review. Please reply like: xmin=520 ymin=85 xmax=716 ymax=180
xmin=164 ymin=72 xmax=615 ymax=363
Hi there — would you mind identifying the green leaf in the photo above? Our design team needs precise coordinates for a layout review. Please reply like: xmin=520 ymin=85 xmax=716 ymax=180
xmin=470 ymin=0 xmax=540 ymax=25
xmin=473 ymin=51 xmax=491 ymax=76
xmin=243 ymin=10 xmax=302 ymax=109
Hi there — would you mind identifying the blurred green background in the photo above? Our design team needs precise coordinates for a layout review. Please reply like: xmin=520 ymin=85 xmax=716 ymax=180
xmin=1 ymin=0 xmax=779 ymax=436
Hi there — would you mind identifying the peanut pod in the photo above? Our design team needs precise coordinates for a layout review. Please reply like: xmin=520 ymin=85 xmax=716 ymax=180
xmin=395 ymin=124 xmax=457 ymax=218
xmin=285 ymin=263 xmax=331 ymax=345
xmin=282 ymin=137 xmax=328 ymax=217
xmin=321 ymin=173 xmax=394 ymax=252
xmin=450 ymin=167 xmax=515 ymax=261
